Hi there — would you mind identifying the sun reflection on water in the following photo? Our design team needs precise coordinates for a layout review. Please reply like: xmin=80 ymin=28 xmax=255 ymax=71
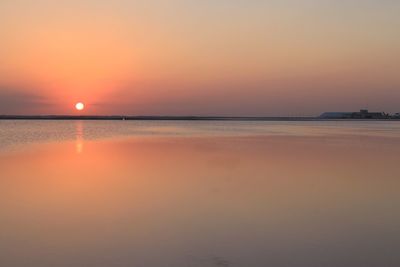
xmin=75 ymin=121 xmax=84 ymax=154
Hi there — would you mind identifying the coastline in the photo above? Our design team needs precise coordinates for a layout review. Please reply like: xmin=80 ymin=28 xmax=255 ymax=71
xmin=1 ymin=115 xmax=400 ymax=121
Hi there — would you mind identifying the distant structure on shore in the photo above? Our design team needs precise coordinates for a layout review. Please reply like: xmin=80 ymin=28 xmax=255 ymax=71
xmin=319 ymin=109 xmax=395 ymax=119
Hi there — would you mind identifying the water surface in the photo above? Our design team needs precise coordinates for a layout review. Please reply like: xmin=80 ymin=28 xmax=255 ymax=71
xmin=1 ymin=121 xmax=400 ymax=267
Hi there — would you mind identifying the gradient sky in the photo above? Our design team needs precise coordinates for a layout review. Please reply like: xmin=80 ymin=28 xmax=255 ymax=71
xmin=0 ymin=0 xmax=399 ymax=116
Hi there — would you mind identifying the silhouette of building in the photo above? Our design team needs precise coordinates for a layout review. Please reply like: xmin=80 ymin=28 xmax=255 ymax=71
xmin=319 ymin=109 xmax=387 ymax=119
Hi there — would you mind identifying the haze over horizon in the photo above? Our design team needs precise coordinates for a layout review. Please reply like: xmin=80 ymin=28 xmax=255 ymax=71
xmin=1 ymin=0 xmax=399 ymax=116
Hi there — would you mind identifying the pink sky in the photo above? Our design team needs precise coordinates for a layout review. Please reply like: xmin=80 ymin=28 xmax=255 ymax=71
xmin=1 ymin=0 xmax=399 ymax=115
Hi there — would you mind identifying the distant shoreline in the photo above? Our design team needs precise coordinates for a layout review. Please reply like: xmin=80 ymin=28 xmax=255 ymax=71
xmin=0 ymin=115 xmax=399 ymax=121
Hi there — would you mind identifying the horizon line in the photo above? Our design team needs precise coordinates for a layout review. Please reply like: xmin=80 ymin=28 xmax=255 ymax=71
xmin=1 ymin=115 xmax=399 ymax=121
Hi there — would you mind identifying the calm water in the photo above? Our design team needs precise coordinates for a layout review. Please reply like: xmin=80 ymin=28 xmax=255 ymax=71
xmin=1 ymin=120 xmax=400 ymax=267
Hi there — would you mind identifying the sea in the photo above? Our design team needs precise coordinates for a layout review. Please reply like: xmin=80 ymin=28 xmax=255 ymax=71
xmin=1 ymin=120 xmax=400 ymax=267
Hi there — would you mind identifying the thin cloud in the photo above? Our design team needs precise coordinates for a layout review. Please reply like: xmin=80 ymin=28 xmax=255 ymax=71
xmin=0 ymin=86 xmax=53 ymax=114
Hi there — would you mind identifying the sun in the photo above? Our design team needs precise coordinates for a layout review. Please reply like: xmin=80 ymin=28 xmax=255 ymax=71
xmin=75 ymin=102 xmax=85 ymax=111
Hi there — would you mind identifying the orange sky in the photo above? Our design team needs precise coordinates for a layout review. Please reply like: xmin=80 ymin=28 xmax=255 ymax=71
xmin=1 ymin=0 xmax=399 ymax=115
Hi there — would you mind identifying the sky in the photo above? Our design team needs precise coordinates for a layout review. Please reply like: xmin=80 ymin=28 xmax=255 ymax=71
xmin=0 ymin=0 xmax=399 ymax=116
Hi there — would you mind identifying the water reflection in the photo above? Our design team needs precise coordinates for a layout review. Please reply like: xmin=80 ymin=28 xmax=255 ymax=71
xmin=0 ymin=123 xmax=400 ymax=267
xmin=75 ymin=121 xmax=84 ymax=154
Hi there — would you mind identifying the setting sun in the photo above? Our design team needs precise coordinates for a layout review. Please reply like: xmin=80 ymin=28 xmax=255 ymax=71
xmin=75 ymin=102 xmax=85 ymax=111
